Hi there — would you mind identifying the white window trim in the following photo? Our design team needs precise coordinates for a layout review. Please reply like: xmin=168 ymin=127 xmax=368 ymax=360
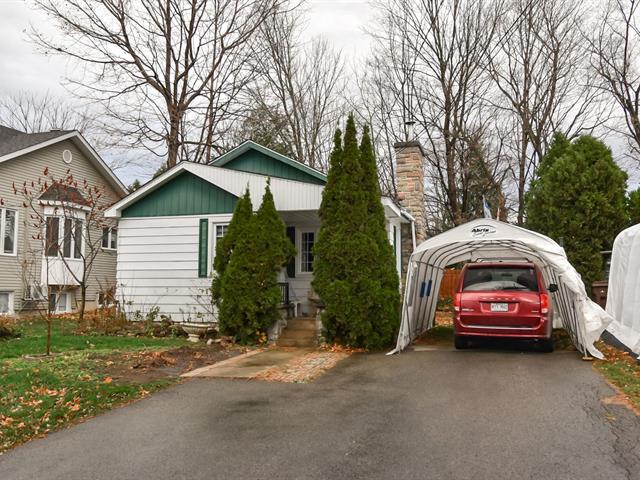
xmin=0 ymin=291 xmax=14 ymax=315
xmin=0 ymin=208 xmax=19 ymax=257
xmin=101 ymin=227 xmax=118 ymax=251
xmin=298 ymin=229 xmax=317 ymax=275
xmin=44 ymin=212 xmax=86 ymax=261
xmin=208 ymin=222 xmax=230 ymax=276
xmin=51 ymin=291 xmax=73 ymax=314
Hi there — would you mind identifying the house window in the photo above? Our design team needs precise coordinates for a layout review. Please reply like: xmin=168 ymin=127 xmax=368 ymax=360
xmin=49 ymin=290 xmax=72 ymax=313
xmin=102 ymin=227 xmax=118 ymax=250
xmin=0 ymin=208 xmax=17 ymax=255
xmin=300 ymin=231 xmax=315 ymax=273
xmin=0 ymin=292 xmax=13 ymax=314
xmin=46 ymin=217 xmax=83 ymax=259
xmin=97 ymin=287 xmax=116 ymax=308
xmin=209 ymin=223 xmax=229 ymax=275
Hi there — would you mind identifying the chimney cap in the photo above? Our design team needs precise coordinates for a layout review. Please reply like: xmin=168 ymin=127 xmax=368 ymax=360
xmin=393 ymin=140 xmax=424 ymax=157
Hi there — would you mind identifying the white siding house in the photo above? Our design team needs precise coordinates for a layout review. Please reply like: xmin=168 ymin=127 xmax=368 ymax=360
xmin=105 ymin=141 xmax=414 ymax=324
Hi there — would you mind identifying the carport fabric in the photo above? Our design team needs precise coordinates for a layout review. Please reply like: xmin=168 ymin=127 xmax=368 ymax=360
xmin=606 ymin=224 xmax=640 ymax=354
xmin=391 ymin=219 xmax=612 ymax=358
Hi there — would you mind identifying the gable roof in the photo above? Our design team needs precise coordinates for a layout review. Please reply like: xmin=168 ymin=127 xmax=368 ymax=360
xmin=0 ymin=126 xmax=127 ymax=197
xmin=104 ymin=161 xmax=325 ymax=218
xmin=210 ymin=140 xmax=327 ymax=184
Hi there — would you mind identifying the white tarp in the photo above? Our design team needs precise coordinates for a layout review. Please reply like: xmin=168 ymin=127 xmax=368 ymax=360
xmin=606 ymin=224 xmax=640 ymax=354
xmin=392 ymin=219 xmax=613 ymax=358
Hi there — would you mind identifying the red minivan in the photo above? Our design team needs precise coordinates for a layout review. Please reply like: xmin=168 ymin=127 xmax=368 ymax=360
xmin=453 ymin=261 xmax=556 ymax=352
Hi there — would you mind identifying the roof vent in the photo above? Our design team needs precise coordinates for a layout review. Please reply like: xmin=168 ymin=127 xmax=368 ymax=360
xmin=62 ymin=149 xmax=73 ymax=164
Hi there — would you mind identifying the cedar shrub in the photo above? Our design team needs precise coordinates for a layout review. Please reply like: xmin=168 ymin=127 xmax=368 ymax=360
xmin=313 ymin=115 xmax=401 ymax=349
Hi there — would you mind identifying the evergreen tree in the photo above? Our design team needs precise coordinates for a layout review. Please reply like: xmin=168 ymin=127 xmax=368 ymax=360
xmin=313 ymin=115 xmax=400 ymax=349
xmin=218 ymin=182 xmax=294 ymax=343
xmin=628 ymin=188 xmax=640 ymax=226
xmin=526 ymin=134 xmax=628 ymax=288
xmin=211 ymin=188 xmax=252 ymax=309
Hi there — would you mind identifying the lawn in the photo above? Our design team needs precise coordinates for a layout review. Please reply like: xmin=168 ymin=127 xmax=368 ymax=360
xmin=594 ymin=342 xmax=640 ymax=412
xmin=0 ymin=319 xmax=189 ymax=453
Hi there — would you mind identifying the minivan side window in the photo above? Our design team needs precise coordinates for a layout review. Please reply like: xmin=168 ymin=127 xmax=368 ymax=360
xmin=463 ymin=267 xmax=538 ymax=292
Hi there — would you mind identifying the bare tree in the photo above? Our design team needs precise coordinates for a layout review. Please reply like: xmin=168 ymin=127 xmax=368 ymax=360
xmin=587 ymin=0 xmax=640 ymax=163
xmin=367 ymin=0 xmax=506 ymax=226
xmin=247 ymin=8 xmax=345 ymax=170
xmin=32 ymin=0 xmax=287 ymax=168
xmin=489 ymin=0 xmax=608 ymax=224
xmin=0 ymin=91 xmax=95 ymax=134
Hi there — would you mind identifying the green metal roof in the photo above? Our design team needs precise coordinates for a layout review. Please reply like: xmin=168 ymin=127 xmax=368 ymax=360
xmin=211 ymin=141 xmax=327 ymax=185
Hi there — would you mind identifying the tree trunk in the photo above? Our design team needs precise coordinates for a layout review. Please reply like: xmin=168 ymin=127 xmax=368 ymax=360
xmin=46 ymin=311 xmax=52 ymax=356
xmin=79 ymin=284 xmax=87 ymax=322
xmin=167 ymin=114 xmax=180 ymax=168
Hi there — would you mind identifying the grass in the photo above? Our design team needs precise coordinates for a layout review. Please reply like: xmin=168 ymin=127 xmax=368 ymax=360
xmin=594 ymin=342 xmax=640 ymax=412
xmin=0 ymin=319 xmax=188 ymax=452
xmin=0 ymin=319 xmax=186 ymax=359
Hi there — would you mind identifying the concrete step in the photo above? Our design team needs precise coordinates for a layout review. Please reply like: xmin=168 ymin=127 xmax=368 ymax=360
xmin=285 ymin=318 xmax=317 ymax=331
xmin=277 ymin=337 xmax=318 ymax=348
xmin=278 ymin=328 xmax=316 ymax=340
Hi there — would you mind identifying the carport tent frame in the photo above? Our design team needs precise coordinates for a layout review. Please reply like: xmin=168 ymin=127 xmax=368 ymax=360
xmin=392 ymin=219 xmax=612 ymax=358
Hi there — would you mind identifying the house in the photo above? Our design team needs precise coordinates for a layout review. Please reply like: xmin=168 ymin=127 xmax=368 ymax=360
xmin=0 ymin=126 xmax=127 ymax=315
xmin=104 ymin=140 xmax=427 ymax=328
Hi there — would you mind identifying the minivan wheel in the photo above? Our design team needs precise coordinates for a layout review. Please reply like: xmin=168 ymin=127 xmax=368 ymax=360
xmin=454 ymin=335 xmax=470 ymax=350
xmin=537 ymin=337 xmax=554 ymax=353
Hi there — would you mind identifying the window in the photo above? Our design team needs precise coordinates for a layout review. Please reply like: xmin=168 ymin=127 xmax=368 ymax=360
xmin=102 ymin=227 xmax=118 ymax=250
xmin=49 ymin=290 xmax=72 ymax=313
xmin=0 ymin=208 xmax=17 ymax=255
xmin=462 ymin=266 xmax=539 ymax=292
xmin=300 ymin=231 xmax=315 ymax=273
xmin=0 ymin=292 xmax=13 ymax=314
xmin=208 ymin=223 xmax=229 ymax=275
xmin=24 ymin=285 xmax=45 ymax=301
xmin=97 ymin=287 xmax=116 ymax=308
xmin=46 ymin=217 xmax=83 ymax=259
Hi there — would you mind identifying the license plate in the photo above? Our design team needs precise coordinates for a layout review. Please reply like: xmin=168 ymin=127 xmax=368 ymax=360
xmin=491 ymin=303 xmax=509 ymax=312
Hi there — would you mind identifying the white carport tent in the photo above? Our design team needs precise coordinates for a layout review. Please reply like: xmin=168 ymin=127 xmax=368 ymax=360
xmin=606 ymin=224 xmax=640 ymax=355
xmin=392 ymin=219 xmax=612 ymax=358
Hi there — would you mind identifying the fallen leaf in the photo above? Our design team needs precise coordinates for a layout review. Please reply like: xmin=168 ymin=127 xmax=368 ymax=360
xmin=103 ymin=377 xmax=113 ymax=384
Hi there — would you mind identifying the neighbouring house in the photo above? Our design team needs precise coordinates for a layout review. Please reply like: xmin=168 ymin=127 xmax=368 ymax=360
xmin=0 ymin=126 xmax=127 ymax=315
xmin=105 ymin=141 xmax=426 ymax=330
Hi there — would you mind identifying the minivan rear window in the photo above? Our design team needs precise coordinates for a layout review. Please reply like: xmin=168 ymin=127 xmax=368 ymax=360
xmin=462 ymin=266 xmax=539 ymax=292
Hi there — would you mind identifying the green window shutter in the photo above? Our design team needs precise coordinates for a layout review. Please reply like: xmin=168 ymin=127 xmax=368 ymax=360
xmin=393 ymin=225 xmax=397 ymax=258
xmin=198 ymin=219 xmax=208 ymax=278
xmin=286 ymin=226 xmax=296 ymax=278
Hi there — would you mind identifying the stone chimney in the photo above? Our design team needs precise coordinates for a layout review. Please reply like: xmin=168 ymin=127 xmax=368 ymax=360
xmin=394 ymin=141 xmax=427 ymax=276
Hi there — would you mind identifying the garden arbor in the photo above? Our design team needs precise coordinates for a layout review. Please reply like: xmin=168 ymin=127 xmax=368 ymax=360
xmin=392 ymin=219 xmax=612 ymax=358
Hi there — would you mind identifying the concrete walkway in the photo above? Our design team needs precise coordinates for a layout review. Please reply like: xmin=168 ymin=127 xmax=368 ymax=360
xmin=182 ymin=347 xmax=312 ymax=379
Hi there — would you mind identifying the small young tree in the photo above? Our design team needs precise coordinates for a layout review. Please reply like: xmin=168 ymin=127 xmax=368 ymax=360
xmin=313 ymin=115 xmax=400 ymax=349
xmin=526 ymin=135 xmax=628 ymax=288
xmin=211 ymin=188 xmax=253 ymax=309
xmin=218 ymin=182 xmax=294 ymax=343
xmin=8 ymin=167 xmax=116 ymax=354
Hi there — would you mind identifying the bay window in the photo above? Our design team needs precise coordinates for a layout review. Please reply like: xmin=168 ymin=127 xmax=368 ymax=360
xmin=46 ymin=216 xmax=83 ymax=259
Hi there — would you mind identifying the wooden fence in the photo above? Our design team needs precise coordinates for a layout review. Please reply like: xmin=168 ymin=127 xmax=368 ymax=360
xmin=438 ymin=269 xmax=461 ymax=299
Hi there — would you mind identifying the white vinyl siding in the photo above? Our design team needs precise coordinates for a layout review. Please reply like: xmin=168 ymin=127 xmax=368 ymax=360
xmin=116 ymin=215 xmax=232 ymax=322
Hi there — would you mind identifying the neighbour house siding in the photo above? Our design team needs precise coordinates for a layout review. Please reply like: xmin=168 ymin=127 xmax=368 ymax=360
xmin=122 ymin=172 xmax=237 ymax=218
xmin=220 ymin=150 xmax=326 ymax=185
xmin=0 ymin=139 xmax=122 ymax=313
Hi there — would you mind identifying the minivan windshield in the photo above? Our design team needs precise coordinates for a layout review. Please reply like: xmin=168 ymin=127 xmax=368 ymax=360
xmin=462 ymin=266 xmax=539 ymax=292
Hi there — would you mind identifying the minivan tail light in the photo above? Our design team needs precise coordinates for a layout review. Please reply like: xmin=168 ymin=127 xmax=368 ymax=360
xmin=454 ymin=293 xmax=462 ymax=312
xmin=540 ymin=293 xmax=549 ymax=315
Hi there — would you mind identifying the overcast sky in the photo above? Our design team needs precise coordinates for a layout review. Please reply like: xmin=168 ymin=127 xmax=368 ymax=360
xmin=0 ymin=0 xmax=372 ymax=95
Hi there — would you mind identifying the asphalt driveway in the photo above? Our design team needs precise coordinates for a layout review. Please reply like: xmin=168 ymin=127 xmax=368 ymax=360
xmin=1 ymin=349 xmax=639 ymax=480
